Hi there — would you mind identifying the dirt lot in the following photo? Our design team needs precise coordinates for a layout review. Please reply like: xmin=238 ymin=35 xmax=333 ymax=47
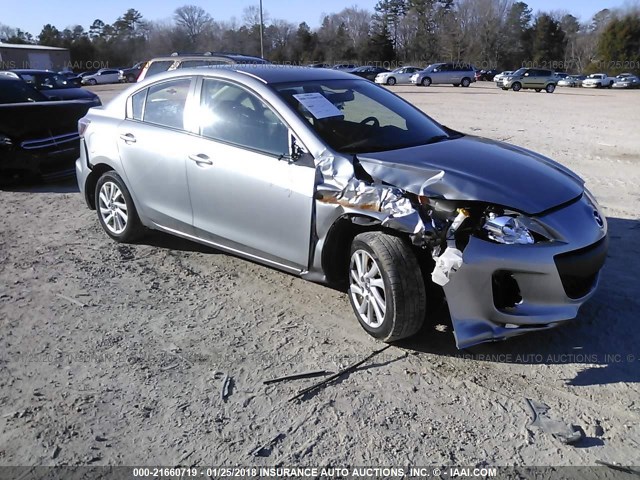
xmin=1 ymin=82 xmax=639 ymax=468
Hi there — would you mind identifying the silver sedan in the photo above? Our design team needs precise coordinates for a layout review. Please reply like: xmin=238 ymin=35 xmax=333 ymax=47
xmin=76 ymin=66 xmax=608 ymax=348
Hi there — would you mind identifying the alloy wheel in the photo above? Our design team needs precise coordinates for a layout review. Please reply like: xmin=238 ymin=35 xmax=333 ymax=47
xmin=98 ymin=181 xmax=128 ymax=235
xmin=349 ymin=249 xmax=387 ymax=328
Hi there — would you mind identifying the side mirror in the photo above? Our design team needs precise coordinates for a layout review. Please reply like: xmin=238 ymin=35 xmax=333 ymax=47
xmin=288 ymin=133 xmax=312 ymax=165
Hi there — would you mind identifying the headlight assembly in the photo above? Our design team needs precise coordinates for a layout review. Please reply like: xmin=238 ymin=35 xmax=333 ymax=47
xmin=482 ymin=211 xmax=554 ymax=245
xmin=484 ymin=214 xmax=534 ymax=245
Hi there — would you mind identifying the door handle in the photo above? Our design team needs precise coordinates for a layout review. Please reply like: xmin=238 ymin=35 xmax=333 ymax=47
xmin=119 ymin=133 xmax=136 ymax=143
xmin=188 ymin=153 xmax=213 ymax=166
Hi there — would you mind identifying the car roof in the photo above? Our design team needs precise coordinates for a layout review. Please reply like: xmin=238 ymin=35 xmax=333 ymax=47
xmin=148 ymin=53 xmax=267 ymax=63
xmin=194 ymin=65 xmax=358 ymax=83
xmin=11 ymin=69 xmax=55 ymax=74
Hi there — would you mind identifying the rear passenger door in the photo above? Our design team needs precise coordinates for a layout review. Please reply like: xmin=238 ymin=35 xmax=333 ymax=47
xmin=117 ymin=76 xmax=196 ymax=232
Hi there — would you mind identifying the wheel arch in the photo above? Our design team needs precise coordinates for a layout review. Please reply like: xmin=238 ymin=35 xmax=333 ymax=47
xmin=320 ymin=213 xmax=417 ymax=287
xmin=84 ymin=163 xmax=115 ymax=209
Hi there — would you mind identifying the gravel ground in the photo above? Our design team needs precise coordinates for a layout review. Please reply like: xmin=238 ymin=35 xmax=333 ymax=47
xmin=0 ymin=82 xmax=638 ymax=468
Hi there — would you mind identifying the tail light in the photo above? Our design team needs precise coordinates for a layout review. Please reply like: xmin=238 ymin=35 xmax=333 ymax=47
xmin=78 ymin=118 xmax=91 ymax=137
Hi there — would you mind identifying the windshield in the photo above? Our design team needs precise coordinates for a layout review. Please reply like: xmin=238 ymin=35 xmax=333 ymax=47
xmin=0 ymin=79 xmax=47 ymax=104
xmin=511 ymin=68 xmax=527 ymax=76
xmin=19 ymin=72 xmax=73 ymax=90
xmin=273 ymin=79 xmax=451 ymax=154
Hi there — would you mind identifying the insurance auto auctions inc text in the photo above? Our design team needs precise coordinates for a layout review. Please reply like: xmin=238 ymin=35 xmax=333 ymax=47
xmin=258 ymin=466 xmax=498 ymax=477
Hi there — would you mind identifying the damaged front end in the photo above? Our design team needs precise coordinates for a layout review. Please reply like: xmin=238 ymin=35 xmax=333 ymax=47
xmin=313 ymin=147 xmax=607 ymax=349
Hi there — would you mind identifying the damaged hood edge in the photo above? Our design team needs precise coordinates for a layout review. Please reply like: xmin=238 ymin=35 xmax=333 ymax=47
xmin=356 ymin=136 xmax=584 ymax=215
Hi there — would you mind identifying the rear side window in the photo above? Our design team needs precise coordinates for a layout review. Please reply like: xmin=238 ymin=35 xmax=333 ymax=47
xmin=142 ymin=78 xmax=191 ymax=130
xmin=145 ymin=61 xmax=174 ymax=78
xmin=131 ymin=89 xmax=147 ymax=120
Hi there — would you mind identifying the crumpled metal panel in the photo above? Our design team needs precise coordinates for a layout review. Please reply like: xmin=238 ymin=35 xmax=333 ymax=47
xmin=314 ymin=149 xmax=429 ymax=237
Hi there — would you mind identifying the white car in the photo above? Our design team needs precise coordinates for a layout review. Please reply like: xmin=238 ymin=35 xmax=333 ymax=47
xmin=558 ymin=75 xmax=586 ymax=87
xmin=374 ymin=66 xmax=422 ymax=86
xmin=612 ymin=74 xmax=640 ymax=89
xmin=582 ymin=73 xmax=615 ymax=88
xmin=493 ymin=71 xmax=513 ymax=84
xmin=81 ymin=69 xmax=123 ymax=86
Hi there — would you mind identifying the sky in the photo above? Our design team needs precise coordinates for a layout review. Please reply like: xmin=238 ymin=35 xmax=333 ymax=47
xmin=1 ymin=0 xmax=634 ymax=36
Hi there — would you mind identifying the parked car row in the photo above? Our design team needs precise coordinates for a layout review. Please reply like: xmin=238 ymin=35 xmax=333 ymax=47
xmin=492 ymin=69 xmax=640 ymax=92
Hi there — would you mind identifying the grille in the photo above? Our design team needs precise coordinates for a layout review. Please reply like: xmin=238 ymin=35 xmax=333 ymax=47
xmin=554 ymin=236 xmax=608 ymax=299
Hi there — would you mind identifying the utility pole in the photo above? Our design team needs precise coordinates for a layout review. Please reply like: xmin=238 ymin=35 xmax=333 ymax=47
xmin=259 ymin=0 xmax=264 ymax=59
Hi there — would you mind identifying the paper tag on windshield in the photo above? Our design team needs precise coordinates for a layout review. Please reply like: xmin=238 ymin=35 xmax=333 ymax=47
xmin=293 ymin=93 xmax=343 ymax=119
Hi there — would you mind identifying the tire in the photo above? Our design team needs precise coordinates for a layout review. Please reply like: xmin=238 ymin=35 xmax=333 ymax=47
xmin=421 ymin=77 xmax=431 ymax=87
xmin=127 ymin=74 xmax=136 ymax=83
xmin=348 ymin=232 xmax=426 ymax=342
xmin=512 ymin=82 xmax=522 ymax=92
xmin=545 ymin=83 xmax=556 ymax=93
xmin=453 ymin=83 xmax=460 ymax=87
xmin=87 ymin=78 xmax=97 ymax=86
xmin=502 ymin=87 xmax=508 ymax=91
xmin=461 ymin=77 xmax=471 ymax=87
xmin=596 ymin=82 xmax=602 ymax=88
xmin=608 ymin=81 xmax=614 ymax=88
xmin=387 ymin=77 xmax=396 ymax=86
xmin=535 ymin=89 xmax=541 ymax=92
xmin=95 ymin=171 xmax=144 ymax=243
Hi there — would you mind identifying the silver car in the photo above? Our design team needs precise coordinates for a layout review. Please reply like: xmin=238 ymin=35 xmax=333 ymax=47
xmin=76 ymin=66 xmax=608 ymax=349
xmin=410 ymin=63 xmax=476 ymax=87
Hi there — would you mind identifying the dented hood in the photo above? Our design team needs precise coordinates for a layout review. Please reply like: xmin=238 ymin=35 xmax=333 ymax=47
xmin=356 ymin=136 xmax=584 ymax=215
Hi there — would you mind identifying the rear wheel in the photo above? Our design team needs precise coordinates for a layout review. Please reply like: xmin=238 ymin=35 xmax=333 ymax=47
xmin=348 ymin=232 xmax=426 ymax=342
xmin=545 ymin=83 xmax=556 ymax=93
xmin=535 ymin=89 xmax=541 ymax=92
xmin=421 ymin=77 xmax=431 ymax=87
xmin=461 ymin=77 xmax=471 ymax=87
xmin=512 ymin=82 xmax=522 ymax=92
xmin=453 ymin=83 xmax=460 ymax=87
xmin=387 ymin=77 xmax=396 ymax=86
xmin=95 ymin=171 xmax=144 ymax=243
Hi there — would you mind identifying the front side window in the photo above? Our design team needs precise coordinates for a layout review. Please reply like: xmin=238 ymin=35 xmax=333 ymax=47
xmin=142 ymin=78 xmax=191 ymax=130
xmin=197 ymin=78 xmax=289 ymax=156
xmin=274 ymin=79 xmax=450 ymax=154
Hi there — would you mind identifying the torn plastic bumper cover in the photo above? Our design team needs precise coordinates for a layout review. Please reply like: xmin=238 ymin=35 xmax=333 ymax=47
xmin=312 ymin=148 xmax=607 ymax=349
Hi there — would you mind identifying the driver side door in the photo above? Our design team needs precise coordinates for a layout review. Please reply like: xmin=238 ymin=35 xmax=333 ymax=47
xmin=185 ymin=77 xmax=317 ymax=271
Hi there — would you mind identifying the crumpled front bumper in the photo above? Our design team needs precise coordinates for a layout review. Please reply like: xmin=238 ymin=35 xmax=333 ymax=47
xmin=443 ymin=194 xmax=608 ymax=348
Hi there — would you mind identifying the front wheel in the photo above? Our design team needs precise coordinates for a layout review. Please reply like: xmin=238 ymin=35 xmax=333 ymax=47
xmin=512 ymin=82 xmax=522 ymax=92
xmin=387 ymin=77 xmax=396 ymax=86
xmin=87 ymin=78 xmax=97 ymax=86
xmin=95 ymin=171 xmax=144 ymax=243
xmin=461 ymin=77 xmax=471 ymax=87
xmin=421 ymin=77 xmax=431 ymax=87
xmin=545 ymin=83 xmax=556 ymax=93
xmin=348 ymin=232 xmax=426 ymax=342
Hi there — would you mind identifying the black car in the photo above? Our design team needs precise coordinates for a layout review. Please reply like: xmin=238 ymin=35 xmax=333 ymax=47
xmin=120 ymin=62 xmax=145 ymax=83
xmin=0 ymin=76 xmax=100 ymax=182
xmin=10 ymin=70 xmax=100 ymax=103
xmin=348 ymin=66 xmax=391 ymax=81
xmin=58 ymin=70 xmax=83 ymax=87
xmin=477 ymin=69 xmax=501 ymax=81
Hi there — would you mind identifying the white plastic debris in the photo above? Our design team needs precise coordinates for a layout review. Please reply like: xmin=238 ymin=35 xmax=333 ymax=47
xmin=431 ymin=247 xmax=463 ymax=286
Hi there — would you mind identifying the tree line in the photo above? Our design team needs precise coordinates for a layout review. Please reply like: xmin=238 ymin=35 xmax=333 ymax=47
xmin=1 ymin=0 xmax=639 ymax=74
